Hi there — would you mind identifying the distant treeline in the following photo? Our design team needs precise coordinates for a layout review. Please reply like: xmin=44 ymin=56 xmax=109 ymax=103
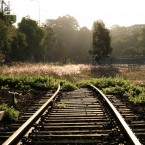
xmin=1 ymin=12 xmax=145 ymax=64
xmin=111 ymin=24 xmax=145 ymax=57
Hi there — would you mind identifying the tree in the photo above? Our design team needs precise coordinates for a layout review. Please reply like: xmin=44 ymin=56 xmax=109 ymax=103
xmin=122 ymin=47 xmax=138 ymax=56
xmin=42 ymin=26 xmax=56 ymax=62
xmin=90 ymin=20 xmax=112 ymax=64
xmin=110 ymin=25 xmax=144 ymax=57
xmin=46 ymin=15 xmax=80 ymax=62
xmin=18 ymin=17 xmax=44 ymax=61
xmin=138 ymin=27 xmax=145 ymax=47
xmin=10 ymin=31 xmax=27 ymax=62
xmin=0 ymin=12 xmax=15 ymax=62
xmin=74 ymin=27 xmax=92 ymax=63
xmin=0 ymin=50 xmax=5 ymax=65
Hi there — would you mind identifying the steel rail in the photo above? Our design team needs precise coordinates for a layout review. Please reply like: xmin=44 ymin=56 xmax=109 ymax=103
xmin=90 ymin=84 xmax=141 ymax=145
xmin=2 ymin=84 xmax=60 ymax=145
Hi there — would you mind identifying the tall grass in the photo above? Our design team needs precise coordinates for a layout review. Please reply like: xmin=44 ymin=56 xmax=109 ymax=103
xmin=1 ymin=63 xmax=90 ymax=76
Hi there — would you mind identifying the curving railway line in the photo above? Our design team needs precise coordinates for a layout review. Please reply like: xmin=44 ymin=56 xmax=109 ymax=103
xmin=1 ymin=84 xmax=145 ymax=145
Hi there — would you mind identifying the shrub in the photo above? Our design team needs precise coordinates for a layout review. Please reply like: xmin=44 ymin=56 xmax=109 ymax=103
xmin=0 ymin=103 xmax=19 ymax=123
xmin=77 ymin=77 xmax=145 ymax=104
xmin=0 ymin=75 xmax=58 ymax=91
xmin=129 ymin=93 xmax=145 ymax=104
xmin=60 ymin=81 xmax=77 ymax=91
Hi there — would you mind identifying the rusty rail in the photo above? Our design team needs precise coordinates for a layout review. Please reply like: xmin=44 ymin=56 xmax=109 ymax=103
xmin=2 ymin=84 xmax=60 ymax=145
xmin=90 ymin=84 xmax=141 ymax=145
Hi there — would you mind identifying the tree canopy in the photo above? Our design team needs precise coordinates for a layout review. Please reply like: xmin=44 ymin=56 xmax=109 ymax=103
xmin=1 ymin=11 xmax=145 ymax=65
xmin=45 ymin=15 xmax=91 ymax=62
xmin=42 ymin=26 xmax=56 ymax=62
xmin=90 ymin=20 xmax=112 ymax=64
xmin=110 ymin=24 xmax=145 ymax=57
xmin=0 ymin=12 xmax=15 ymax=62
xmin=18 ymin=17 xmax=44 ymax=61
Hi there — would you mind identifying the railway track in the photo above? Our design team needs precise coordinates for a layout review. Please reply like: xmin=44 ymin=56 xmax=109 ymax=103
xmin=1 ymin=84 xmax=144 ymax=145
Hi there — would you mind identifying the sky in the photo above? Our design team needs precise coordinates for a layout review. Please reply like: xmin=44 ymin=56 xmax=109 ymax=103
xmin=4 ymin=0 xmax=145 ymax=29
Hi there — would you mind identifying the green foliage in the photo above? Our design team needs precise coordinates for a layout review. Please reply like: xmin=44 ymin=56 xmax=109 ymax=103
xmin=77 ymin=77 xmax=145 ymax=104
xmin=122 ymin=47 xmax=139 ymax=56
xmin=138 ymin=27 xmax=145 ymax=47
xmin=1 ymin=85 xmax=9 ymax=90
xmin=60 ymin=80 xmax=77 ymax=91
xmin=0 ymin=50 xmax=5 ymax=64
xmin=10 ymin=31 xmax=27 ymax=62
xmin=0 ymin=74 xmax=144 ymax=104
xmin=18 ymin=17 xmax=44 ymax=61
xmin=0 ymin=75 xmax=77 ymax=91
xmin=0 ymin=12 xmax=15 ymax=62
xmin=0 ymin=103 xmax=19 ymax=123
xmin=110 ymin=25 xmax=145 ymax=57
xmin=46 ymin=15 xmax=91 ymax=63
xmin=56 ymin=102 xmax=67 ymax=108
xmin=42 ymin=26 xmax=56 ymax=62
xmin=0 ymin=75 xmax=55 ymax=91
xmin=89 ymin=77 xmax=128 ymax=90
xmin=129 ymin=93 xmax=145 ymax=104
xmin=90 ymin=20 xmax=112 ymax=64
xmin=76 ymin=80 xmax=91 ymax=88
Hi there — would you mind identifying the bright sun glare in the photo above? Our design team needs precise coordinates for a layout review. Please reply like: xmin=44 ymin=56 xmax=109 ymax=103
xmin=9 ymin=0 xmax=145 ymax=29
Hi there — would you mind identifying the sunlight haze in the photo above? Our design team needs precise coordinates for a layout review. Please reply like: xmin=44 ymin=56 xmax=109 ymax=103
xmin=9 ymin=0 xmax=145 ymax=29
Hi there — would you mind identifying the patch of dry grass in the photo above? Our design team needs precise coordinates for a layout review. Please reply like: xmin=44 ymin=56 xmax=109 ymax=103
xmin=1 ymin=63 xmax=145 ymax=86
xmin=1 ymin=63 xmax=91 ymax=76
xmin=121 ymin=71 xmax=145 ymax=85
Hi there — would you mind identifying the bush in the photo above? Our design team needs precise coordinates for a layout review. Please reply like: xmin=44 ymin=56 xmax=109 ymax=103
xmin=129 ymin=93 xmax=145 ymax=104
xmin=0 ymin=103 xmax=19 ymax=123
xmin=60 ymin=81 xmax=77 ymax=91
xmin=0 ymin=75 xmax=58 ymax=91
xmin=77 ymin=77 xmax=145 ymax=104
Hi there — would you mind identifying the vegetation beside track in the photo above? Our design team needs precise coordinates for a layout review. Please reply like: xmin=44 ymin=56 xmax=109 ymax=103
xmin=0 ymin=75 xmax=76 ymax=122
xmin=0 ymin=64 xmax=145 ymax=122
xmin=0 ymin=74 xmax=144 ymax=104
xmin=0 ymin=75 xmax=76 ymax=91
xmin=77 ymin=77 xmax=145 ymax=104
xmin=0 ymin=103 xmax=19 ymax=123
